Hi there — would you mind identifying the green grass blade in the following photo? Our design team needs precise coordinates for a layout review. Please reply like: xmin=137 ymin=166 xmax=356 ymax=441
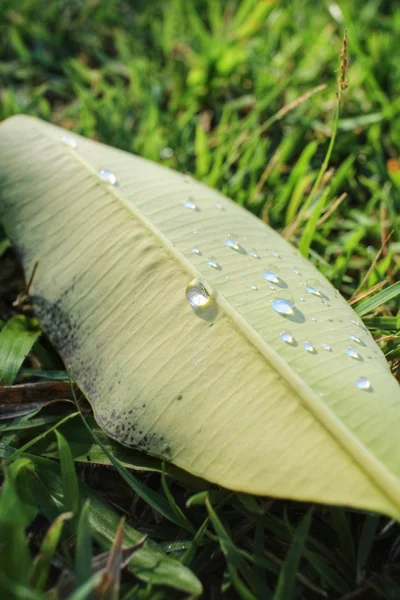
xmin=0 ymin=316 xmax=40 ymax=384
xmin=76 ymin=500 xmax=93 ymax=588
xmin=56 ymin=430 xmax=81 ymax=528
xmin=355 ymin=282 xmax=400 ymax=316
xmin=273 ymin=511 xmax=312 ymax=600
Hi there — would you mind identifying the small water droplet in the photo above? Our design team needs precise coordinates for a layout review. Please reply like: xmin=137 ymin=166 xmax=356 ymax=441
xmin=192 ymin=230 xmax=199 ymax=235
xmin=192 ymin=246 xmax=201 ymax=255
xmin=215 ymin=202 xmax=224 ymax=210
xmin=322 ymin=343 xmax=332 ymax=351
xmin=225 ymin=233 xmax=243 ymax=252
xmin=349 ymin=334 xmax=362 ymax=344
xmin=305 ymin=278 xmax=322 ymax=297
xmin=207 ymin=256 xmax=221 ymax=270
xmin=98 ymin=169 xmax=117 ymax=185
xmin=263 ymin=265 xmax=279 ymax=284
xmin=299 ymin=296 xmax=305 ymax=302
xmin=225 ymin=275 xmax=230 ymax=280
xmin=251 ymin=284 xmax=258 ymax=290
xmin=61 ymin=135 xmax=77 ymax=149
xmin=280 ymin=331 xmax=294 ymax=345
xmin=322 ymin=301 xmax=330 ymax=307
xmin=355 ymin=377 xmax=372 ymax=391
xmin=292 ymin=267 xmax=301 ymax=275
xmin=311 ymin=316 xmax=317 ymax=322
xmin=270 ymin=292 xmax=295 ymax=316
xmin=183 ymin=198 xmax=199 ymax=211
xmin=350 ymin=318 xmax=367 ymax=331
xmin=269 ymin=284 xmax=276 ymax=290
xmin=304 ymin=341 xmax=316 ymax=353
xmin=160 ymin=147 xmax=174 ymax=159
xmin=186 ymin=279 xmax=212 ymax=308
xmin=249 ymin=249 xmax=260 ymax=259
xmin=271 ymin=251 xmax=281 ymax=259
xmin=346 ymin=347 xmax=363 ymax=361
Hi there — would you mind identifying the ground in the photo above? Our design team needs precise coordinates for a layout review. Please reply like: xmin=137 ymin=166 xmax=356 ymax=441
xmin=0 ymin=0 xmax=400 ymax=598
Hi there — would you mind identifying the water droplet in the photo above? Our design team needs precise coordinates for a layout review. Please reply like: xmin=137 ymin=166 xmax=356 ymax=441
xmin=350 ymin=318 xmax=367 ymax=331
xmin=304 ymin=341 xmax=316 ymax=353
xmin=311 ymin=316 xmax=317 ymax=322
xmin=270 ymin=292 xmax=295 ymax=316
xmin=305 ymin=278 xmax=322 ymax=297
xmin=322 ymin=301 xmax=330 ymax=307
xmin=280 ymin=331 xmax=294 ymax=345
xmin=61 ymin=135 xmax=77 ymax=149
xmin=346 ymin=347 xmax=363 ymax=361
xmin=251 ymin=284 xmax=258 ymax=290
xmin=225 ymin=233 xmax=243 ymax=252
xmin=355 ymin=377 xmax=372 ymax=391
xmin=269 ymin=284 xmax=276 ymax=290
xmin=183 ymin=198 xmax=199 ymax=211
xmin=263 ymin=266 xmax=279 ymax=284
xmin=215 ymin=202 xmax=224 ymax=210
xmin=160 ymin=147 xmax=174 ymax=159
xmin=292 ymin=267 xmax=301 ymax=275
xmin=272 ymin=251 xmax=281 ymax=259
xmin=322 ymin=343 xmax=332 ymax=351
xmin=249 ymin=249 xmax=260 ymax=259
xmin=192 ymin=246 xmax=201 ymax=255
xmin=192 ymin=230 xmax=199 ymax=235
xmin=207 ymin=256 xmax=221 ymax=270
xmin=186 ymin=279 xmax=212 ymax=308
xmin=98 ymin=169 xmax=117 ymax=185
xmin=349 ymin=334 xmax=362 ymax=344
xmin=299 ymin=296 xmax=305 ymax=302
xmin=225 ymin=275 xmax=230 ymax=280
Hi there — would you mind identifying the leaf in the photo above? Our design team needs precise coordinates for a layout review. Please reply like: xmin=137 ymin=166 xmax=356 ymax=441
xmin=1 ymin=115 xmax=400 ymax=520
xmin=56 ymin=430 xmax=81 ymax=528
xmin=355 ymin=281 xmax=400 ymax=316
xmin=76 ymin=500 xmax=93 ymax=589
xmin=272 ymin=511 xmax=312 ymax=600
xmin=0 ymin=315 xmax=41 ymax=384
xmin=29 ymin=512 xmax=72 ymax=592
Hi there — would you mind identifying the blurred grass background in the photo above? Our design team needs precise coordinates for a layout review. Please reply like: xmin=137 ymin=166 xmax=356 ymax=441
xmin=1 ymin=0 xmax=400 ymax=598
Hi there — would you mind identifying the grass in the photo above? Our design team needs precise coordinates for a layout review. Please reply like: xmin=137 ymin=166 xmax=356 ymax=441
xmin=1 ymin=0 xmax=400 ymax=598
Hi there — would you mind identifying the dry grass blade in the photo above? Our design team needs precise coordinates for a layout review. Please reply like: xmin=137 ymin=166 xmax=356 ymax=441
xmin=350 ymin=230 xmax=393 ymax=301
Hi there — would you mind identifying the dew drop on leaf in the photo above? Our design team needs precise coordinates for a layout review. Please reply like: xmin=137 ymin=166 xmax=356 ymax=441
xmin=304 ymin=341 xmax=316 ymax=353
xmin=346 ymin=347 xmax=363 ymax=361
xmin=263 ymin=266 xmax=279 ymax=284
xmin=183 ymin=198 xmax=199 ymax=211
xmin=207 ymin=256 xmax=221 ymax=270
xmin=355 ymin=377 xmax=372 ymax=391
xmin=322 ymin=343 xmax=332 ymax=351
xmin=192 ymin=246 xmax=201 ymax=255
xmin=305 ymin=278 xmax=322 ymax=297
xmin=98 ymin=169 xmax=117 ymax=185
xmin=186 ymin=279 xmax=213 ymax=308
xmin=280 ymin=331 xmax=294 ymax=345
xmin=249 ymin=249 xmax=260 ymax=259
xmin=270 ymin=292 xmax=295 ymax=316
xmin=61 ymin=135 xmax=77 ymax=149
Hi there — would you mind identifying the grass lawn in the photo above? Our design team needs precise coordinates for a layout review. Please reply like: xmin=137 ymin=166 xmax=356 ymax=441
xmin=1 ymin=0 xmax=400 ymax=598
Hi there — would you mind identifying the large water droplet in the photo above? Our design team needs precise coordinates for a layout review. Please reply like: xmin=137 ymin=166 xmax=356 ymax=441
xmin=304 ymin=341 xmax=316 ymax=353
xmin=192 ymin=246 xmax=201 ymax=255
xmin=225 ymin=233 xmax=243 ymax=252
xmin=98 ymin=169 xmax=117 ymax=185
xmin=61 ymin=135 xmax=77 ymax=149
xmin=186 ymin=279 xmax=212 ymax=308
xmin=183 ymin=198 xmax=199 ymax=211
xmin=249 ymin=249 xmax=260 ymax=259
xmin=355 ymin=377 xmax=372 ymax=391
xmin=280 ymin=331 xmax=294 ymax=345
xmin=207 ymin=256 xmax=221 ymax=270
xmin=305 ymin=278 xmax=322 ymax=297
xmin=263 ymin=265 xmax=279 ymax=284
xmin=349 ymin=334 xmax=362 ymax=344
xmin=346 ymin=347 xmax=363 ymax=361
xmin=270 ymin=292 xmax=294 ymax=316
xmin=322 ymin=343 xmax=332 ymax=351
